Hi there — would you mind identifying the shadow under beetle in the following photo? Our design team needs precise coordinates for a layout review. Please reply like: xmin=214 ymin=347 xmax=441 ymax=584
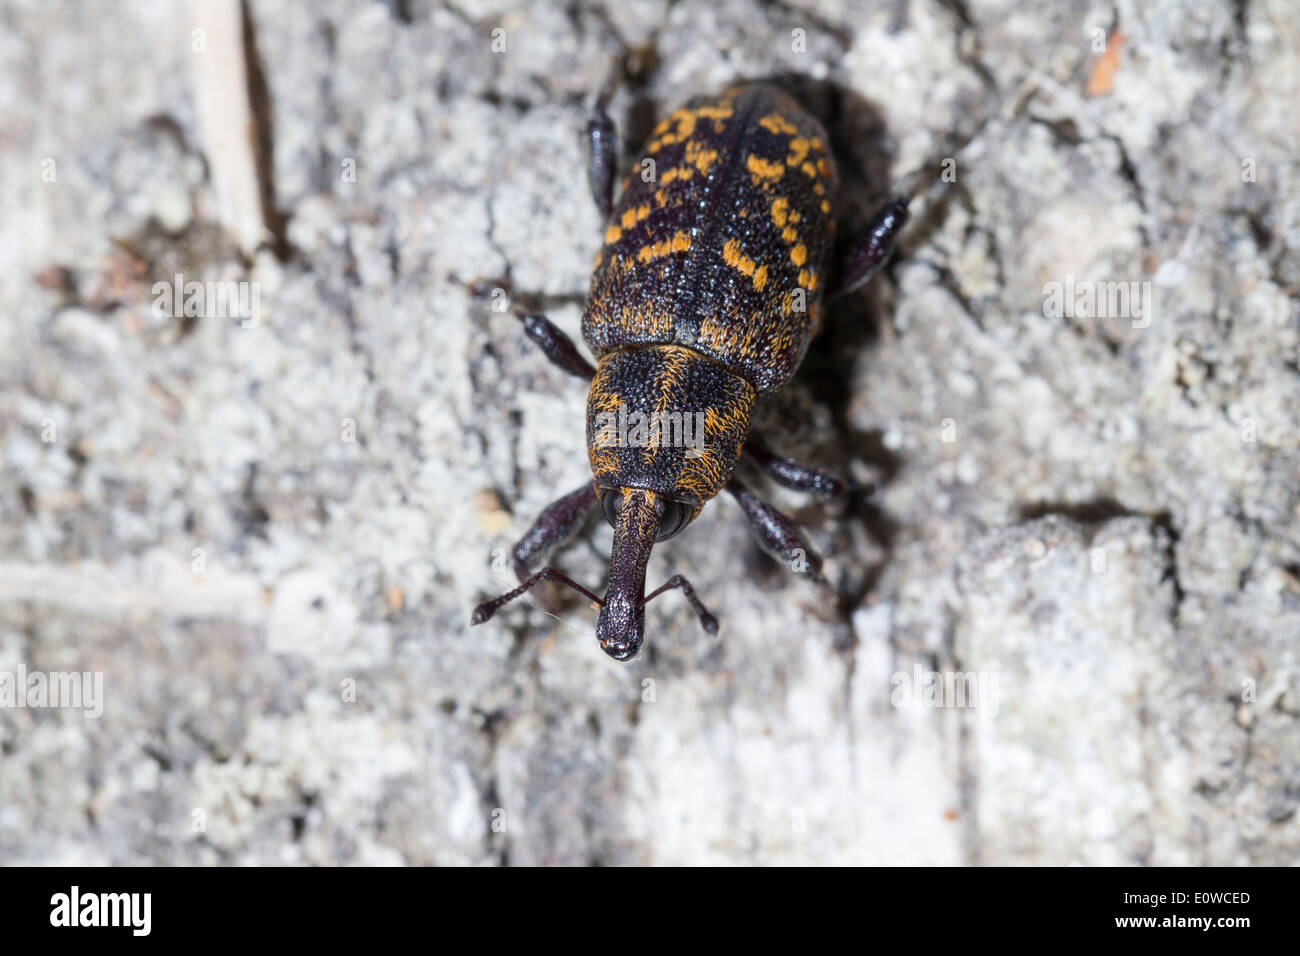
xmin=471 ymin=77 xmax=911 ymax=661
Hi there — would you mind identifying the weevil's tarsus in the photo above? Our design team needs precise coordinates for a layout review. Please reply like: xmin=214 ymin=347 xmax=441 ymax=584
xmin=586 ymin=64 xmax=621 ymax=219
xmin=470 ymin=566 xmax=603 ymax=627
xmin=744 ymin=441 xmax=846 ymax=501
xmin=519 ymin=312 xmax=597 ymax=381
xmin=511 ymin=483 xmax=598 ymax=581
xmin=727 ymin=478 xmax=829 ymax=586
xmin=828 ymin=195 xmax=911 ymax=301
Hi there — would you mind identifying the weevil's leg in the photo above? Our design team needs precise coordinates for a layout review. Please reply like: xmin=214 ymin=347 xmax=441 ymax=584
xmin=511 ymin=484 xmax=598 ymax=581
xmin=586 ymin=67 xmax=619 ymax=220
xmin=471 ymin=567 xmax=603 ymax=626
xmin=517 ymin=311 xmax=596 ymax=380
xmin=828 ymin=196 xmax=911 ymax=301
xmin=643 ymin=574 xmax=720 ymax=636
xmin=726 ymin=479 xmax=828 ymax=585
xmin=743 ymin=442 xmax=846 ymax=501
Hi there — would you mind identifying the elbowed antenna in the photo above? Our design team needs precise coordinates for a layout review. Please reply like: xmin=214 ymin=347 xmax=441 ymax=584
xmin=470 ymin=486 xmax=720 ymax=660
xmin=470 ymin=567 xmax=603 ymax=625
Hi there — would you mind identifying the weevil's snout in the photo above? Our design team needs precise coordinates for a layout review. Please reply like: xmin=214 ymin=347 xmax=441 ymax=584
xmin=596 ymin=604 xmax=644 ymax=661
xmin=596 ymin=487 xmax=659 ymax=662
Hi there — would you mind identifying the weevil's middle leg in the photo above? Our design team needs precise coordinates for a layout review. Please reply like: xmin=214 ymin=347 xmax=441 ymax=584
xmin=511 ymin=483 xmax=598 ymax=581
xmin=586 ymin=67 xmax=620 ymax=220
xmin=518 ymin=311 xmax=596 ymax=381
xmin=743 ymin=441 xmax=846 ymax=501
xmin=643 ymin=574 xmax=719 ymax=635
xmin=727 ymin=478 xmax=828 ymax=585
xmin=828 ymin=195 xmax=911 ymax=300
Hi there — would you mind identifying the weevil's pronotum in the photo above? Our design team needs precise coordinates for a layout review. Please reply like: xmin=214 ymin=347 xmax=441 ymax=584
xmin=471 ymin=78 xmax=911 ymax=660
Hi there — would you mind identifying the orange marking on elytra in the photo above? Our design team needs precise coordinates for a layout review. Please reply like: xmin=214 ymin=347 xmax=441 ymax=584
xmin=759 ymin=112 xmax=799 ymax=136
xmin=771 ymin=196 xmax=789 ymax=227
xmin=747 ymin=154 xmax=785 ymax=181
xmin=674 ymin=110 xmax=698 ymax=140
xmin=790 ymin=244 xmax=807 ymax=267
xmin=636 ymin=230 xmax=692 ymax=264
xmin=696 ymin=104 xmax=734 ymax=120
xmin=722 ymin=237 xmax=757 ymax=277
xmin=786 ymin=137 xmax=810 ymax=167
xmin=685 ymin=139 xmax=718 ymax=174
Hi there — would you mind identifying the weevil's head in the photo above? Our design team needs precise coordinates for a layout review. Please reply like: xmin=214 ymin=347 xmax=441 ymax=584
xmin=586 ymin=346 xmax=755 ymax=660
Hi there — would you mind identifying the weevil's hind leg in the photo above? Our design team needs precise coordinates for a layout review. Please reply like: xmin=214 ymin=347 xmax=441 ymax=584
xmin=518 ymin=311 xmax=596 ymax=381
xmin=727 ymin=479 xmax=828 ymax=585
xmin=586 ymin=67 xmax=620 ymax=220
xmin=643 ymin=574 xmax=719 ymax=636
xmin=471 ymin=567 xmax=603 ymax=626
xmin=828 ymin=196 xmax=911 ymax=301
xmin=743 ymin=441 xmax=846 ymax=501
xmin=511 ymin=484 xmax=598 ymax=581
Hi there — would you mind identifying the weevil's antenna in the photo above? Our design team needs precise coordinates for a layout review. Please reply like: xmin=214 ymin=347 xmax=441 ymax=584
xmin=470 ymin=568 xmax=603 ymax=626
xmin=643 ymin=574 xmax=719 ymax=635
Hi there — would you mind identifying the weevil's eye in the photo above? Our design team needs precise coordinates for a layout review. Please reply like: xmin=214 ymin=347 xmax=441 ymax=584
xmin=601 ymin=489 xmax=691 ymax=541
xmin=655 ymin=499 xmax=690 ymax=542
xmin=600 ymin=488 xmax=623 ymax=530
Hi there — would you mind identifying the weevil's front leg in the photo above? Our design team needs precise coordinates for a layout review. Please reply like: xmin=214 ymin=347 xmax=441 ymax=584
xmin=643 ymin=574 xmax=719 ymax=635
xmin=586 ymin=68 xmax=619 ymax=220
xmin=743 ymin=442 xmax=846 ymax=501
xmin=518 ymin=311 xmax=596 ymax=380
xmin=828 ymin=196 xmax=911 ymax=300
xmin=511 ymin=483 xmax=598 ymax=580
xmin=726 ymin=479 xmax=828 ymax=585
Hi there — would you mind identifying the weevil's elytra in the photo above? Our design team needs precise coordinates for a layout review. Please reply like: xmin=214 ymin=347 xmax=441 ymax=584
xmin=585 ymin=86 xmax=839 ymax=394
xmin=471 ymin=78 xmax=913 ymax=661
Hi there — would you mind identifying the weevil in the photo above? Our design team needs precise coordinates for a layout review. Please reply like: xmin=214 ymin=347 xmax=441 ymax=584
xmin=471 ymin=78 xmax=911 ymax=660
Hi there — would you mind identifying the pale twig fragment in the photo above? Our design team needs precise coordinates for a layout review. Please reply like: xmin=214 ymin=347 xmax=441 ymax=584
xmin=189 ymin=0 xmax=267 ymax=256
